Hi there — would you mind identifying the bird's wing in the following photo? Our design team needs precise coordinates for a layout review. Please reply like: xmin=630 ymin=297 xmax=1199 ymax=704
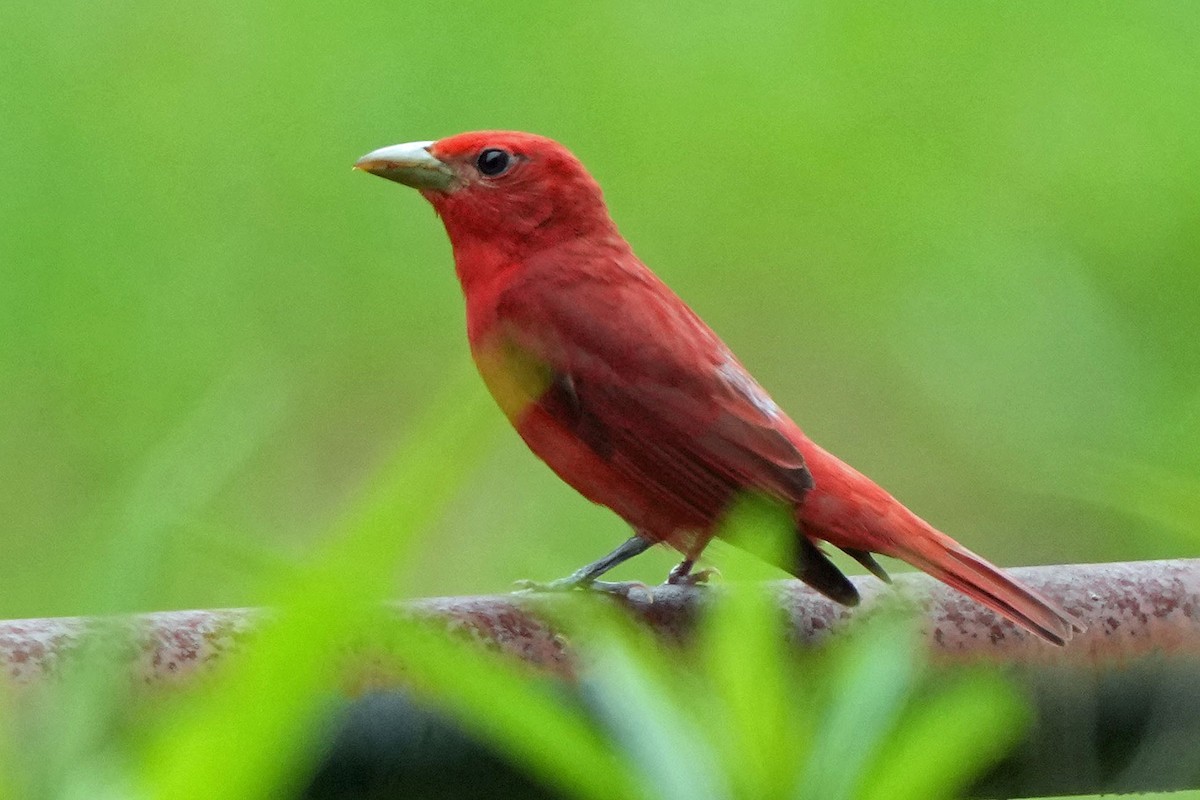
xmin=494 ymin=264 xmax=813 ymax=523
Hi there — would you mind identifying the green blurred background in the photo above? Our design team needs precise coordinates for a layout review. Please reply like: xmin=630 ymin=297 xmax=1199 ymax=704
xmin=2 ymin=2 xmax=1197 ymax=619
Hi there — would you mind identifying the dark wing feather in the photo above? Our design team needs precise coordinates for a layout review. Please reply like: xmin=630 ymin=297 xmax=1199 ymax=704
xmin=796 ymin=536 xmax=860 ymax=605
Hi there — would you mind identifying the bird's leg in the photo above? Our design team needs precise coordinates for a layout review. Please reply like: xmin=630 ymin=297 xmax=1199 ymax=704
xmin=514 ymin=535 xmax=653 ymax=596
xmin=666 ymin=557 xmax=718 ymax=587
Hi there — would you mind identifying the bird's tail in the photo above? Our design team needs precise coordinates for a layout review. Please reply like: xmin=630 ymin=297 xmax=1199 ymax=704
xmin=890 ymin=520 xmax=1081 ymax=645
xmin=794 ymin=437 xmax=1082 ymax=645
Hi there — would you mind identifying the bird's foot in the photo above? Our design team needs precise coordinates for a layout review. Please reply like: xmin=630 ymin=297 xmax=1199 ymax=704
xmin=665 ymin=560 xmax=719 ymax=587
xmin=513 ymin=576 xmax=586 ymax=593
xmin=513 ymin=577 xmax=653 ymax=602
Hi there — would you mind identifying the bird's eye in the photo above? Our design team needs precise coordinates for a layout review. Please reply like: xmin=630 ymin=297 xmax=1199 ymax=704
xmin=476 ymin=148 xmax=512 ymax=177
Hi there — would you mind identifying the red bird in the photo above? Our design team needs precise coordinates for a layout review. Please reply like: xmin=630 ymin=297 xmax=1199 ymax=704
xmin=355 ymin=131 xmax=1079 ymax=645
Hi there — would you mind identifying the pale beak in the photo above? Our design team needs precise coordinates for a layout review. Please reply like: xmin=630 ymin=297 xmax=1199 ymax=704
xmin=353 ymin=141 xmax=455 ymax=191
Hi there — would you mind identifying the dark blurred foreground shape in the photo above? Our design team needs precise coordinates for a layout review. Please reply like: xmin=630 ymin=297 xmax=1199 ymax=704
xmin=303 ymin=660 xmax=1200 ymax=800
xmin=2 ymin=559 xmax=1198 ymax=797
xmin=303 ymin=693 xmax=562 ymax=800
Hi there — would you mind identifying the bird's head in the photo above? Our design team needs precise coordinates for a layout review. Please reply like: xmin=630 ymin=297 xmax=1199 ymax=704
xmin=355 ymin=131 xmax=616 ymax=253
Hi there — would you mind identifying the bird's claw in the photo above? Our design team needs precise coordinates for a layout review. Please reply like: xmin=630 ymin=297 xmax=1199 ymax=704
xmin=666 ymin=565 xmax=719 ymax=587
xmin=513 ymin=578 xmax=654 ymax=603
xmin=512 ymin=577 xmax=581 ymax=593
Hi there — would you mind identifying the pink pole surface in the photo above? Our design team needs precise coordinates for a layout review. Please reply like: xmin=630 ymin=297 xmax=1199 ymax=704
xmin=1 ymin=559 xmax=1196 ymax=687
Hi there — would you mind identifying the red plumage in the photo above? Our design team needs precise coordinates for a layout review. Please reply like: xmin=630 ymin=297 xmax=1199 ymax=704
xmin=357 ymin=130 xmax=1080 ymax=645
